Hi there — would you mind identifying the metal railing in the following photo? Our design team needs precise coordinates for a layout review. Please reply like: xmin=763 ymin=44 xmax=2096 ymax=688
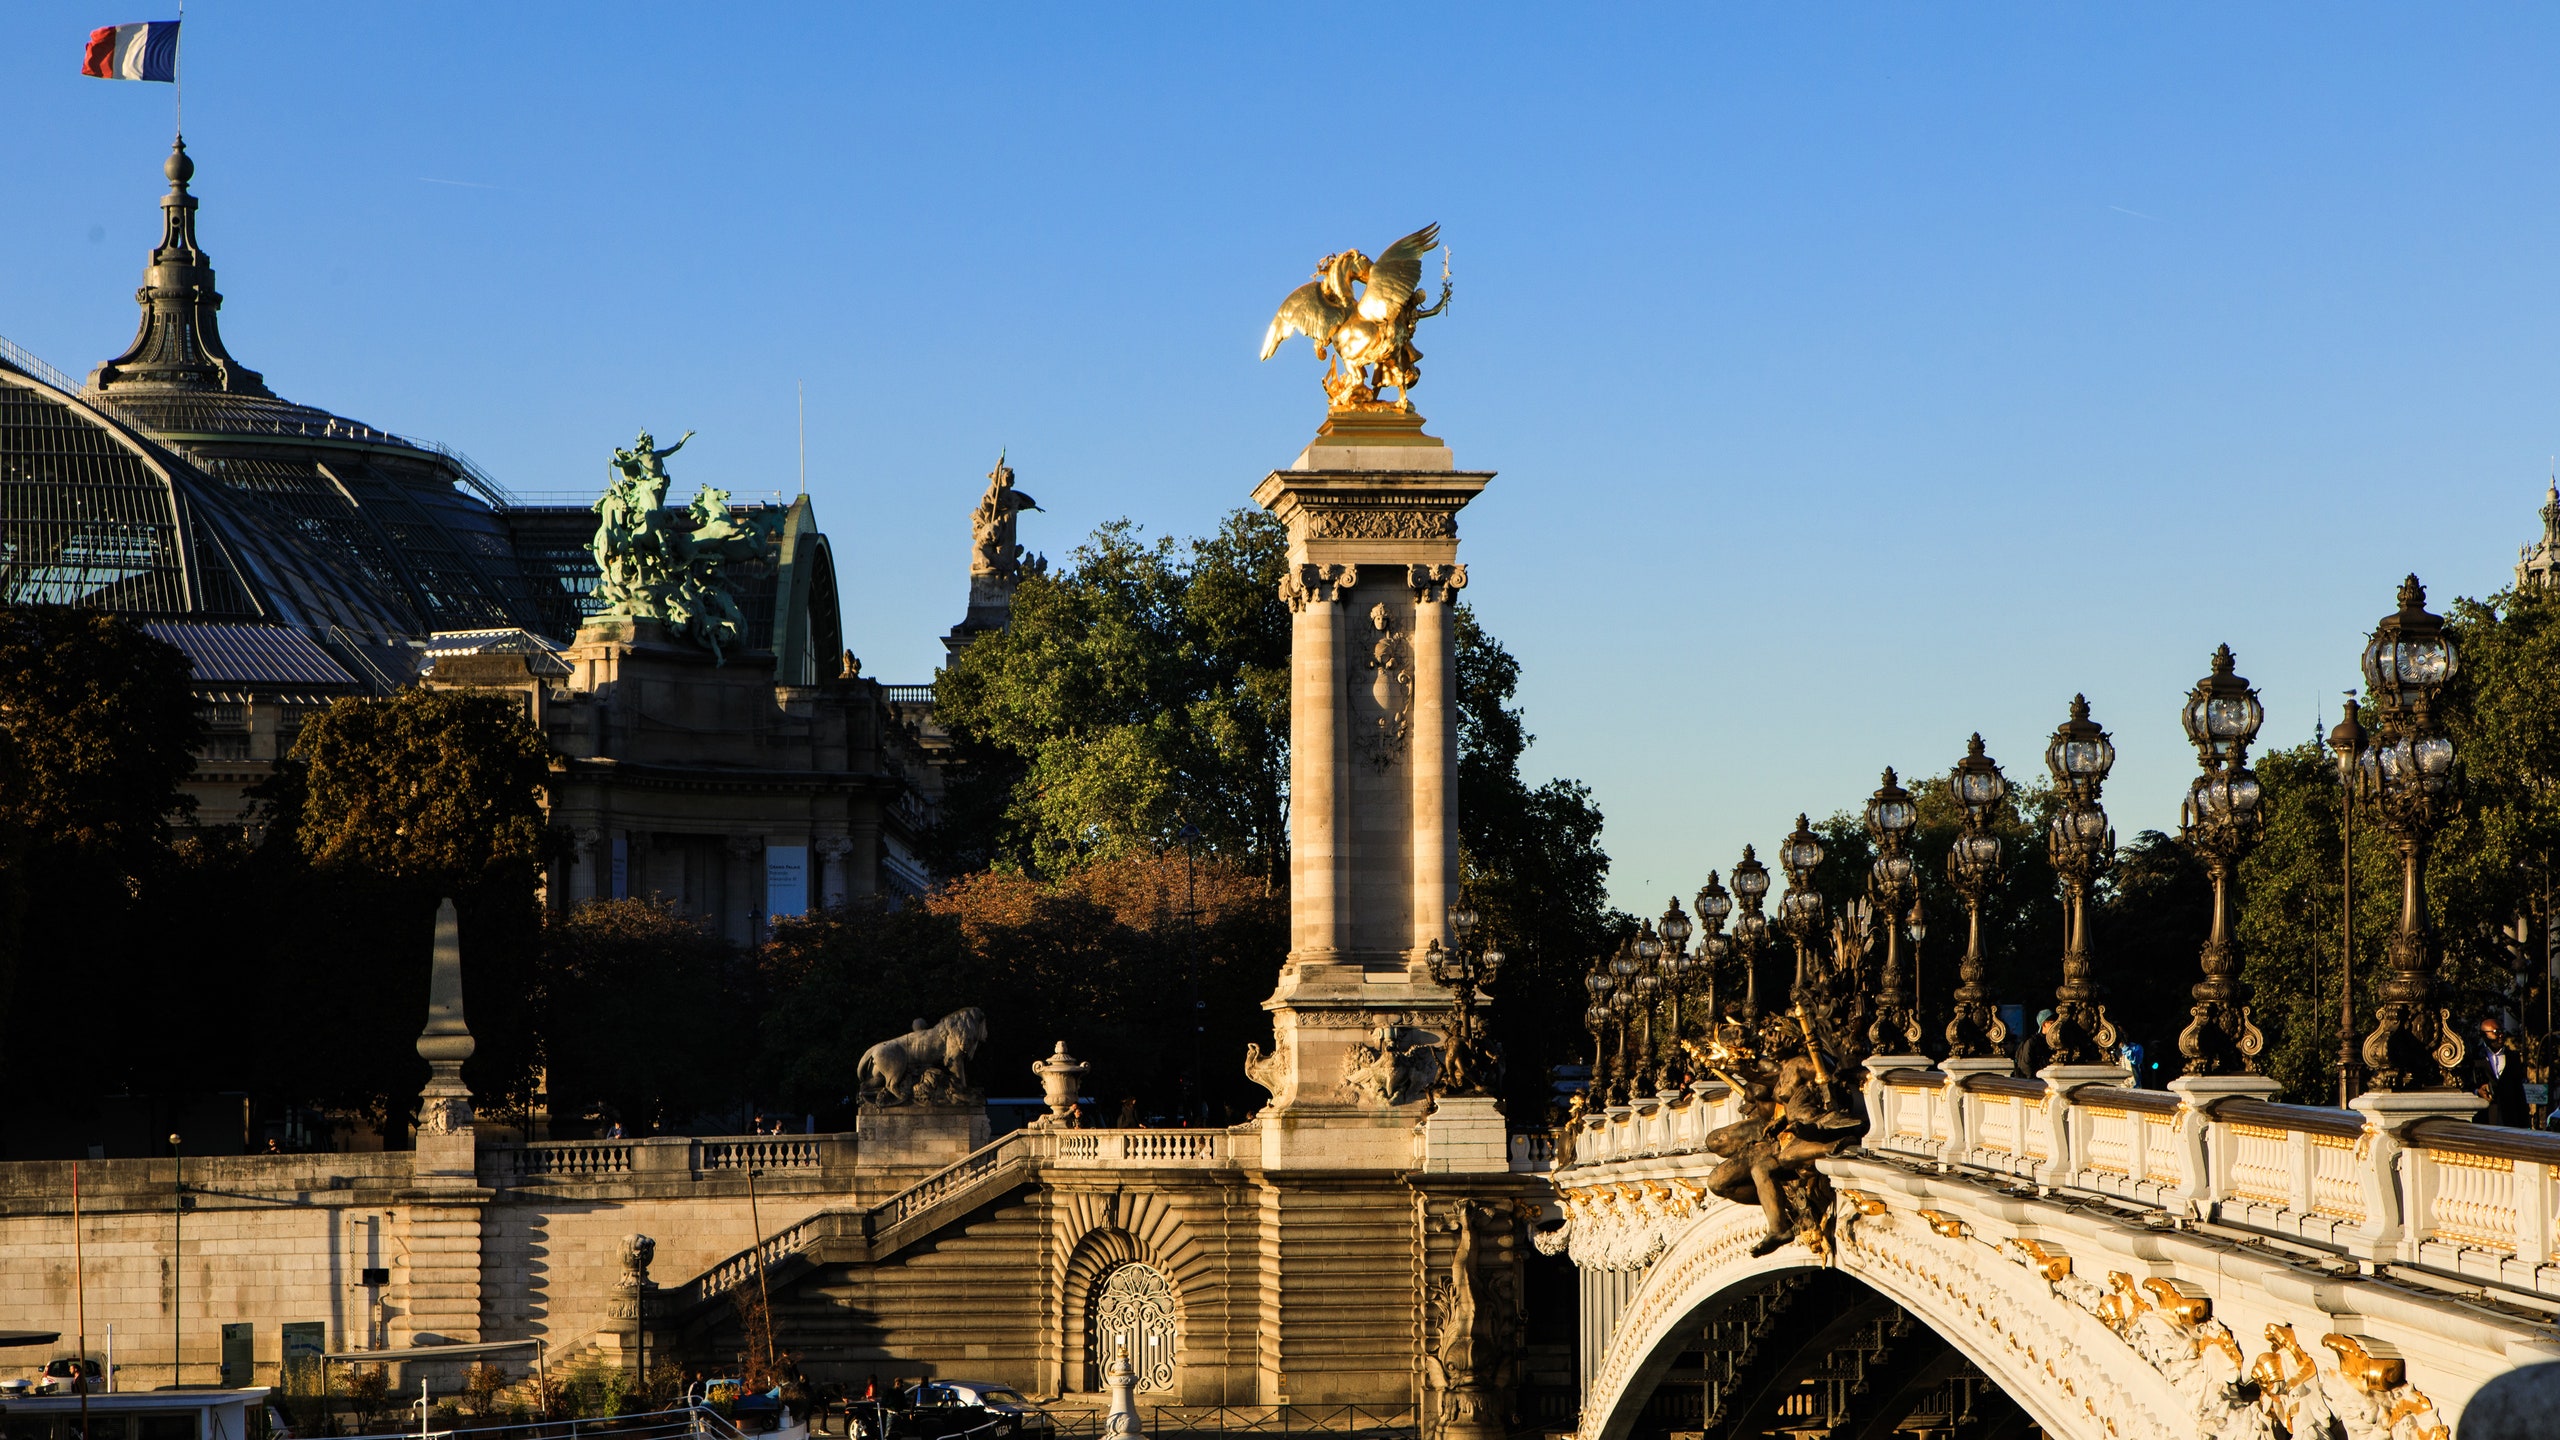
xmin=0 ymin=331 xmax=85 ymax=394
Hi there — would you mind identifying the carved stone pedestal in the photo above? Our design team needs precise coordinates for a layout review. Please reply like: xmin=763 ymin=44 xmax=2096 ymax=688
xmin=856 ymin=1103 xmax=987 ymax=1174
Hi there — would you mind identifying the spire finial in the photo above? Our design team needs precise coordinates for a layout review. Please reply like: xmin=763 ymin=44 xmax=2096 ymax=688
xmin=87 ymin=138 xmax=270 ymax=397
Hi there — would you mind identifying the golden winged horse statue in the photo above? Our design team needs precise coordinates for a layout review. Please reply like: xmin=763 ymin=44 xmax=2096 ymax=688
xmin=1259 ymin=223 xmax=1452 ymax=411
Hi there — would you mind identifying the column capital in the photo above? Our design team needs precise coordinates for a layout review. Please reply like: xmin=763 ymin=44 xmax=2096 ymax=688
xmin=1409 ymin=563 xmax=1467 ymax=603
xmin=1281 ymin=562 xmax=1360 ymax=612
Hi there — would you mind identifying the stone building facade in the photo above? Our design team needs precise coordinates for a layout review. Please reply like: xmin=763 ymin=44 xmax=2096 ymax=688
xmin=0 ymin=408 xmax=1547 ymax=1431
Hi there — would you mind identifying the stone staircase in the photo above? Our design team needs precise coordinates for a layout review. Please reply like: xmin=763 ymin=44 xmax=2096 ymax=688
xmin=648 ymin=1127 xmax=1049 ymax=1327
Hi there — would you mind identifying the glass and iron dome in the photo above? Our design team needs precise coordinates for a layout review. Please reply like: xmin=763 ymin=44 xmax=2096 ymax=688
xmin=3 ymin=138 xmax=843 ymax=687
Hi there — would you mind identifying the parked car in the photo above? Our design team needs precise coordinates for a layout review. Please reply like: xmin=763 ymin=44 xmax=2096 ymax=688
xmin=879 ymin=1381 xmax=1051 ymax=1440
xmin=33 ymin=1358 xmax=102 ymax=1395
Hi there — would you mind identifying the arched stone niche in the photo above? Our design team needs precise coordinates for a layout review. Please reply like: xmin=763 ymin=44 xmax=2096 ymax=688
xmin=1063 ymin=1227 xmax=1185 ymax=1393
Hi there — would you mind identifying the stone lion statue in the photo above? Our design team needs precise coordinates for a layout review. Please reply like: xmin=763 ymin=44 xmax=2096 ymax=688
xmin=858 ymin=1007 xmax=990 ymax=1105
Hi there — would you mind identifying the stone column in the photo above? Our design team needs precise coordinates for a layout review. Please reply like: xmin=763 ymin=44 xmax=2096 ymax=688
xmin=1286 ymin=564 xmax=1354 ymax=962
xmin=1250 ymin=409 xmax=1494 ymax=1165
xmin=815 ymin=835 xmax=853 ymax=908
xmin=570 ymin=827 xmax=602 ymax=904
xmin=849 ymin=816 xmax=882 ymax=899
xmin=399 ymin=899 xmax=487 ymax=1350
xmin=1409 ymin=565 xmax=1465 ymax=959
xmin=724 ymin=836 xmax=760 ymax=945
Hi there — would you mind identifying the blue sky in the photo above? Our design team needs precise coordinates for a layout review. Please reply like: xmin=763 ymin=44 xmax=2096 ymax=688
xmin=5 ymin=5 xmax=2558 ymax=913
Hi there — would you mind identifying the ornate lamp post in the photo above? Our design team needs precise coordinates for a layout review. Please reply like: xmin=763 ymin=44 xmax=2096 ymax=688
xmin=2329 ymin=697 xmax=2370 ymax=1104
xmin=2177 ymin=646 xmax=2269 ymax=1076
xmin=1830 ymin=894 xmax=1876 ymax=1068
xmin=1695 ymin=873 xmax=1732 ymax=1026
xmin=1582 ymin=954 xmax=1615 ymax=1106
xmin=1657 ymin=899 xmax=1694 ymax=1088
xmin=1865 ymin=768 xmax=1925 ymax=1056
xmin=1777 ymin=816 xmax=1830 ymax=1005
xmin=1731 ymin=846 xmax=1773 ymax=1019
xmin=1632 ymin=923 xmax=1664 ymax=1096
xmin=1427 ymin=902 xmax=1505 ymax=1096
xmin=2045 ymin=696 xmax=2121 ymax=1067
xmin=2357 ymin=577 xmax=2467 ymax=1091
xmin=1944 ymin=735 xmax=2010 ymax=1059
xmin=1608 ymin=939 xmax=1642 ymax=1103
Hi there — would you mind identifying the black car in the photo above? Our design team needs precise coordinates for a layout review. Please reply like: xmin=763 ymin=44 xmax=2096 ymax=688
xmin=875 ymin=1381 xmax=1051 ymax=1440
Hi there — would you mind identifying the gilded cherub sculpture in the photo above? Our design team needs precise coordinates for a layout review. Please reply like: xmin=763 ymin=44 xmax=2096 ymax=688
xmin=1259 ymin=223 xmax=1452 ymax=411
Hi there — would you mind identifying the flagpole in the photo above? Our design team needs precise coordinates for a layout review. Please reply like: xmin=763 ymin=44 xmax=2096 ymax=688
xmin=173 ymin=0 xmax=185 ymax=140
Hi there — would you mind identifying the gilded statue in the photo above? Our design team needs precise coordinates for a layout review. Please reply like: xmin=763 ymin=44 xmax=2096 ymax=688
xmin=1686 ymin=1010 xmax=1864 ymax=1257
xmin=1260 ymin=223 xmax=1452 ymax=411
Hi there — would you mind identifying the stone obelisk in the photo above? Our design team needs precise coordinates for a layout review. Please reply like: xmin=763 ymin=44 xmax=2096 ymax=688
xmin=1251 ymin=408 xmax=1495 ymax=1166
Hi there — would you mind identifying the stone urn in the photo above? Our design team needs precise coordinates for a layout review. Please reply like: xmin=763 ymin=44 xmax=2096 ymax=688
xmin=1032 ymin=1041 xmax=1088 ymax=1128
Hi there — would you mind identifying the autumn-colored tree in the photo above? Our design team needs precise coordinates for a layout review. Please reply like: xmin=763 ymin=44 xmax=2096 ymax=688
xmin=758 ymin=852 xmax=1285 ymax=1122
xmin=293 ymin=689 xmax=551 ymax=889
xmin=270 ymin=689 xmax=555 ymax=1123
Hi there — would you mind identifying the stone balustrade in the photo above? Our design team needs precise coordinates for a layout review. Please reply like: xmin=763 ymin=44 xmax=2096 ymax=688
xmin=1052 ymin=1128 xmax=1229 ymax=1165
xmin=486 ymin=1132 xmax=853 ymax=1185
xmin=1556 ymin=1060 xmax=2560 ymax=1304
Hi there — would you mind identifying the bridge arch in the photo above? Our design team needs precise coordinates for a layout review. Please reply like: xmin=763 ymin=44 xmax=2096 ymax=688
xmin=1577 ymin=1195 xmax=2185 ymax=1440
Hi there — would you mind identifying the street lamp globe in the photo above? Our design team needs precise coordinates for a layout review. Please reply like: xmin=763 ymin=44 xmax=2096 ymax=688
xmin=2361 ymin=575 xmax=2460 ymax=717
xmin=1732 ymin=846 xmax=1771 ymax=907
xmin=1781 ymin=815 xmax=1826 ymax=884
xmin=1696 ymin=873 xmax=1733 ymax=930
xmin=2183 ymin=644 xmax=2266 ymax=767
xmin=1951 ymin=733 xmax=2009 ymax=823
xmin=1865 ymin=768 xmax=1917 ymax=842
xmin=2046 ymin=694 xmax=2117 ymax=800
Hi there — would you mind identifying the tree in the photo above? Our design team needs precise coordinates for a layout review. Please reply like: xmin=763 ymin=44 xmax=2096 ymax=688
xmin=0 ymin=607 xmax=202 ymax=1111
xmin=931 ymin=508 xmax=1620 ymax=1117
xmin=931 ymin=512 xmax=1289 ymax=881
xmin=757 ymin=852 xmax=1286 ymax=1123
xmin=541 ymin=898 xmax=743 ymax=1133
xmin=2231 ymin=582 xmax=2560 ymax=1102
xmin=293 ymin=689 xmax=552 ymax=890
xmin=270 ymin=689 xmax=556 ymax=1122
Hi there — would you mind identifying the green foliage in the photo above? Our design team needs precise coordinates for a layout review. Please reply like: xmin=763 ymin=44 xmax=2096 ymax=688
xmin=931 ymin=511 xmax=1290 ymax=880
xmin=933 ymin=507 xmax=1618 ymax=1114
xmin=2232 ymin=584 xmax=2560 ymax=1101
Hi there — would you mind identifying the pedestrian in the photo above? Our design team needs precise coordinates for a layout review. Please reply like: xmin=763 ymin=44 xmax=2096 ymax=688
xmin=2014 ymin=1010 xmax=2056 ymax=1077
xmin=2472 ymin=1015 xmax=2530 ymax=1127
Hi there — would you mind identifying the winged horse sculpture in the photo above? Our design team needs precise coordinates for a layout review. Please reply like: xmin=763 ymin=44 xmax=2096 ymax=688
xmin=1259 ymin=224 xmax=1452 ymax=411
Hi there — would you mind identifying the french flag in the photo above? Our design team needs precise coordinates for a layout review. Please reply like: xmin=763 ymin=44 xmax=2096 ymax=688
xmin=82 ymin=20 xmax=180 ymax=82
